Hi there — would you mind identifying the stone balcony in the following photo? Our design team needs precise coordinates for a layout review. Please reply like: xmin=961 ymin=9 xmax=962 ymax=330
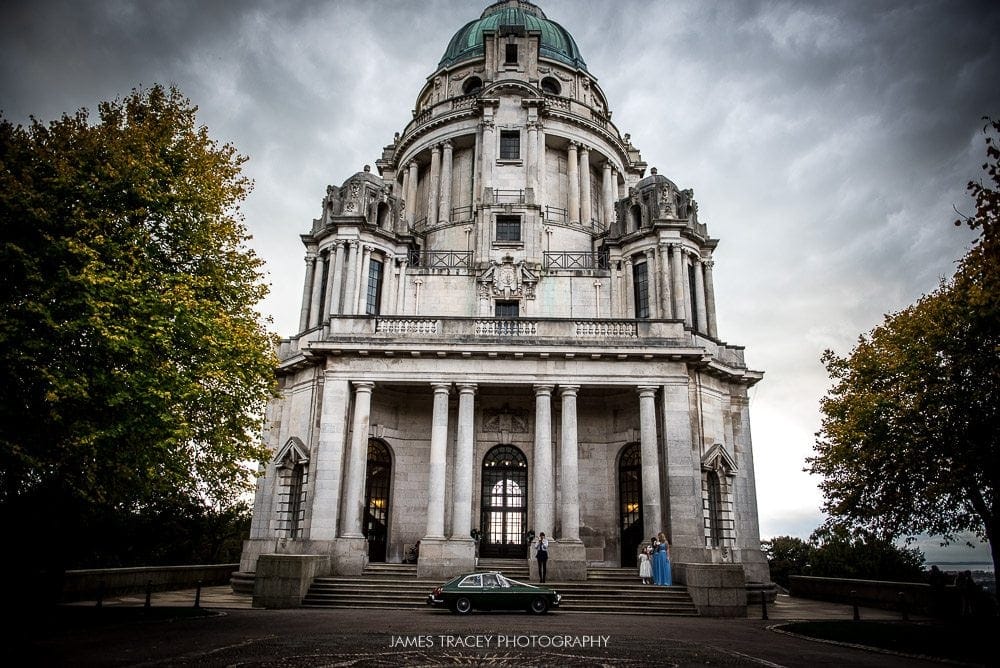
xmin=278 ymin=317 xmax=759 ymax=384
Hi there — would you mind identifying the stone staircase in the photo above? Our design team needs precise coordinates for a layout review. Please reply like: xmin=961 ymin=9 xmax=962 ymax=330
xmin=301 ymin=561 xmax=698 ymax=615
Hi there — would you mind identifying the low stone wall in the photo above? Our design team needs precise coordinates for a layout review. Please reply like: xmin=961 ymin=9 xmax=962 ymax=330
xmin=61 ymin=564 xmax=238 ymax=602
xmin=674 ymin=562 xmax=747 ymax=617
xmin=789 ymin=575 xmax=955 ymax=616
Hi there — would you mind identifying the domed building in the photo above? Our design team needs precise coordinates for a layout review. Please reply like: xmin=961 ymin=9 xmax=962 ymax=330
xmin=240 ymin=0 xmax=768 ymax=612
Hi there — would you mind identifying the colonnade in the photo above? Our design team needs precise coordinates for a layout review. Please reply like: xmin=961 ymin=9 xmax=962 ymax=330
xmin=313 ymin=381 xmax=665 ymax=547
xmin=298 ymin=242 xmax=409 ymax=330
xmin=617 ymin=243 xmax=718 ymax=338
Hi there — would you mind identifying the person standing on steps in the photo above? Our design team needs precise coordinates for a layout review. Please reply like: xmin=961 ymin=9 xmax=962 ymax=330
xmin=653 ymin=531 xmax=672 ymax=586
xmin=535 ymin=532 xmax=549 ymax=583
xmin=638 ymin=545 xmax=652 ymax=585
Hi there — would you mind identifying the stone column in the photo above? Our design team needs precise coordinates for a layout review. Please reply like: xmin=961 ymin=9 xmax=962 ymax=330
xmin=357 ymin=244 xmax=373 ymax=314
xmin=439 ymin=140 xmax=453 ymax=225
xmin=428 ymin=143 xmax=441 ymax=228
xmin=658 ymin=242 xmax=672 ymax=319
xmin=425 ymin=383 xmax=450 ymax=539
xmin=624 ymin=257 xmax=635 ymax=318
xmin=379 ymin=253 xmax=394 ymax=316
xmin=662 ymin=377 xmax=701 ymax=562
xmin=527 ymin=122 xmax=539 ymax=196
xmin=481 ymin=114 xmax=495 ymax=199
xmin=644 ymin=248 xmax=659 ymax=319
xmin=638 ymin=386 xmax=663 ymax=538
xmin=395 ymin=258 xmax=408 ymax=313
xmin=579 ymin=145 xmax=592 ymax=228
xmin=536 ymin=122 xmax=547 ymax=209
xmin=299 ymin=252 xmax=317 ymax=332
xmin=342 ymin=241 xmax=359 ymax=316
xmin=533 ymin=385 xmax=555 ymax=538
xmin=682 ymin=251 xmax=693 ymax=327
xmin=567 ymin=142 xmax=580 ymax=224
xmin=329 ymin=241 xmax=346 ymax=316
xmin=341 ymin=381 xmax=375 ymax=538
xmin=308 ymin=252 xmax=325 ymax=328
xmin=309 ymin=376 xmax=351 ymax=540
xmin=704 ymin=259 xmax=718 ymax=338
xmin=452 ymin=383 xmax=477 ymax=539
xmin=322 ymin=249 xmax=337 ymax=323
xmin=602 ymin=161 xmax=614 ymax=227
xmin=407 ymin=161 xmax=419 ymax=226
xmin=401 ymin=169 xmax=410 ymax=227
xmin=671 ymin=245 xmax=686 ymax=326
xmin=693 ymin=255 xmax=707 ymax=334
xmin=559 ymin=385 xmax=581 ymax=541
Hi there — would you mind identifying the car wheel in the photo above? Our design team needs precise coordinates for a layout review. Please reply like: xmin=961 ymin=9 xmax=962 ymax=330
xmin=454 ymin=596 xmax=472 ymax=615
xmin=529 ymin=596 xmax=548 ymax=614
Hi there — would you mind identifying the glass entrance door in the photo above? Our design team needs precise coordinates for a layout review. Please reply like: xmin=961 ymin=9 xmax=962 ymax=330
xmin=619 ymin=442 xmax=644 ymax=567
xmin=479 ymin=445 xmax=528 ymax=559
xmin=364 ymin=439 xmax=391 ymax=562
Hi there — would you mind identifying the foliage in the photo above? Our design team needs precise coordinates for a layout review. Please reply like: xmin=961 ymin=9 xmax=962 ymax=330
xmin=808 ymin=118 xmax=1000 ymax=577
xmin=761 ymin=535 xmax=812 ymax=588
xmin=0 ymin=85 xmax=276 ymax=574
xmin=762 ymin=530 xmax=924 ymax=587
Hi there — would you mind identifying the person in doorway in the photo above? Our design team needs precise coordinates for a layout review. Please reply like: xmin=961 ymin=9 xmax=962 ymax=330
xmin=653 ymin=532 xmax=672 ymax=586
xmin=536 ymin=532 xmax=549 ymax=583
xmin=638 ymin=545 xmax=652 ymax=584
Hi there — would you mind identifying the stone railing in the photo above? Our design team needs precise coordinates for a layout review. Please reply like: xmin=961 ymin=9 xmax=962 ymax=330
xmin=574 ymin=320 xmax=638 ymax=338
xmin=475 ymin=319 xmax=538 ymax=336
xmin=376 ymin=317 xmax=439 ymax=335
xmin=61 ymin=564 xmax=239 ymax=602
xmin=408 ymin=250 xmax=474 ymax=269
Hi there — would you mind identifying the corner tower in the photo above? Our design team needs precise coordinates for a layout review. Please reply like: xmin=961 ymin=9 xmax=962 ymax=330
xmin=241 ymin=0 xmax=768 ymax=616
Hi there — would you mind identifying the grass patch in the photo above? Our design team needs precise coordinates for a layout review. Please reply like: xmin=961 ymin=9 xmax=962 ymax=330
xmin=780 ymin=620 xmax=996 ymax=664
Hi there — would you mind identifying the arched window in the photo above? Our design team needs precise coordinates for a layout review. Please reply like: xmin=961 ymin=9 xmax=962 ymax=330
xmin=701 ymin=443 xmax=738 ymax=550
xmin=618 ymin=442 xmax=643 ymax=567
xmin=479 ymin=445 xmax=528 ymax=558
xmin=540 ymin=77 xmax=561 ymax=95
xmin=629 ymin=204 xmax=642 ymax=232
xmin=463 ymin=76 xmax=483 ymax=96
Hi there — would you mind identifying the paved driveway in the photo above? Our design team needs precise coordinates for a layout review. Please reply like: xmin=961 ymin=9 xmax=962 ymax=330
xmin=23 ymin=598 xmax=948 ymax=667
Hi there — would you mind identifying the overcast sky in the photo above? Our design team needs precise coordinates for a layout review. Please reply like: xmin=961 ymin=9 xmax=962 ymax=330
xmin=3 ymin=0 xmax=997 ymax=565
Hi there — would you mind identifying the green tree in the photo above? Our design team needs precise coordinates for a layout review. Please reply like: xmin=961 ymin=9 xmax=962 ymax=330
xmin=806 ymin=526 xmax=925 ymax=583
xmin=0 ymin=86 xmax=275 ymax=583
xmin=808 ymin=118 xmax=1000 ymax=577
xmin=762 ymin=535 xmax=812 ymax=589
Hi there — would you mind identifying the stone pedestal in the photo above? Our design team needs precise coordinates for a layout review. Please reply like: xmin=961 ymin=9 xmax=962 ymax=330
xmin=330 ymin=536 xmax=369 ymax=575
xmin=252 ymin=554 xmax=330 ymax=608
xmin=417 ymin=537 xmax=475 ymax=580
xmin=674 ymin=562 xmax=747 ymax=617
xmin=528 ymin=540 xmax=587 ymax=582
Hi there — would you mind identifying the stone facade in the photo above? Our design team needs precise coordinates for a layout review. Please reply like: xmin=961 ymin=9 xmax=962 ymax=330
xmin=240 ymin=0 xmax=769 ymax=593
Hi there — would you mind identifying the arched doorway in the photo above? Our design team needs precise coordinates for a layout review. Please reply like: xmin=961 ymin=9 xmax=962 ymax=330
xmin=364 ymin=439 xmax=392 ymax=562
xmin=479 ymin=445 xmax=528 ymax=559
xmin=618 ymin=442 xmax=643 ymax=567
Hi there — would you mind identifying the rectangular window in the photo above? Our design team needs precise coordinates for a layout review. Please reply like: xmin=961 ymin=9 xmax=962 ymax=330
xmin=365 ymin=258 xmax=383 ymax=316
xmin=505 ymin=43 xmax=518 ymax=64
xmin=633 ymin=261 xmax=650 ymax=319
xmin=500 ymin=130 xmax=520 ymax=160
xmin=495 ymin=301 xmax=519 ymax=318
xmin=496 ymin=215 xmax=521 ymax=242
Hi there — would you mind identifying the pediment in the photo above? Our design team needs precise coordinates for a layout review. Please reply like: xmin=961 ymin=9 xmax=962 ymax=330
xmin=701 ymin=442 xmax=738 ymax=475
xmin=274 ymin=437 xmax=310 ymax=467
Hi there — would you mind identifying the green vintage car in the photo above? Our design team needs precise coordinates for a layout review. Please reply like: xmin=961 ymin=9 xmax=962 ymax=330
xmin=426 ymin=571 xmax=561 ymax=614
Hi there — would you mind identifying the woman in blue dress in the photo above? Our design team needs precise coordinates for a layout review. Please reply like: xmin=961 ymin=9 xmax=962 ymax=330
xmin=653 ymin=532 xmax=672 ymax=586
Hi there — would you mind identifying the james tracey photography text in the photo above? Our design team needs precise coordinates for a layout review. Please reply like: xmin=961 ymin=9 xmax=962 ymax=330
xmin=389 ymin=635 xmax=611 ymax=649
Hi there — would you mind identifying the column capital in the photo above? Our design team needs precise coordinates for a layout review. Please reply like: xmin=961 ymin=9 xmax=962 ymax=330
xmin=456 ymin=382 xmax=478 ymax=394
xmin=603 ymin=160 xmax=612 ymax=172
xmin=559 ymin=385 xmax=581 ymax=397
xmin=348 ymin=239 xmax=360 ymax=249
xmin=579 ymin=144 xmax=590 ymax=154
xmin=704 ymin=259 xmax=715 ymax=269
xmin=442 ymin=139 xmax=453 ymax=149
xmin=533 ymin=384 xmax=555 ymax=396
xmin=352 ymin=380 xmax=376 ymax=393
xmin=636 ymin=385 xmax=658 ymax=398
xmin=623 ymin=256 xmax=633 ymax=267
xmin=397 ymin=257 xmax=409 ymax=268
xmin=567 ymin=140 xmax=579 ymax=150
xmin=644 ymin=247 xmax=656 ymax=258
xmin=430 ymin=382 xmax=451 ymax=394
xmin=431 ymin=143 xmax=442 ymax=153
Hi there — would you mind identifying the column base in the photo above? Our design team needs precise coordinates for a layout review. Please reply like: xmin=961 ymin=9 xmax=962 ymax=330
xmin=330 ymin=536 xmax=369 ymax=575
xmin=416 ymin=537 xmax=475 ymax=580
xmin=529 ymin=539 xmax=587 ymax=582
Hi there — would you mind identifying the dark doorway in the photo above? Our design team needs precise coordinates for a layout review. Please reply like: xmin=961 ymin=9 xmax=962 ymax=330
xmin=479 ymin=445 xmax=528 ymax=558
xmin=364 ymin=439 xmax=391 ymax=562
xmin=618 ymin=442 xmax=644 ymax=567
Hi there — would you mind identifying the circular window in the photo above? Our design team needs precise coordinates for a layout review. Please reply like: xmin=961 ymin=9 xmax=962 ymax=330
xmin=541 ymin=77 xmax=561 ymax=96
xmin=463 ymin=76 xmax=483 ymax=96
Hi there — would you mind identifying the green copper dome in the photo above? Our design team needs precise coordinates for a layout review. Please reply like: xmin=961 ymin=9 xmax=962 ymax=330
xmin=438 ymin=1 xmax=587 ymax=71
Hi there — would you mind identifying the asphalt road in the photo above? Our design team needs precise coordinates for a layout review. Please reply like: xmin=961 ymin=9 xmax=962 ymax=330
xmin=17 ymin=606 xmax=953 ymax=667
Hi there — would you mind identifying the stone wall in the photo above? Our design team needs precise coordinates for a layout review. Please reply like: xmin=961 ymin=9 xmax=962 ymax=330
xmin=252 ymin=554 xmax=330 ymax=608
xmin=61 ymin=564 xmax=238 ymax=602
xmin=789 ymin=575 xmax=953 ymax=617
xmin=674 ymin=562 xmax=747 ymax=617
